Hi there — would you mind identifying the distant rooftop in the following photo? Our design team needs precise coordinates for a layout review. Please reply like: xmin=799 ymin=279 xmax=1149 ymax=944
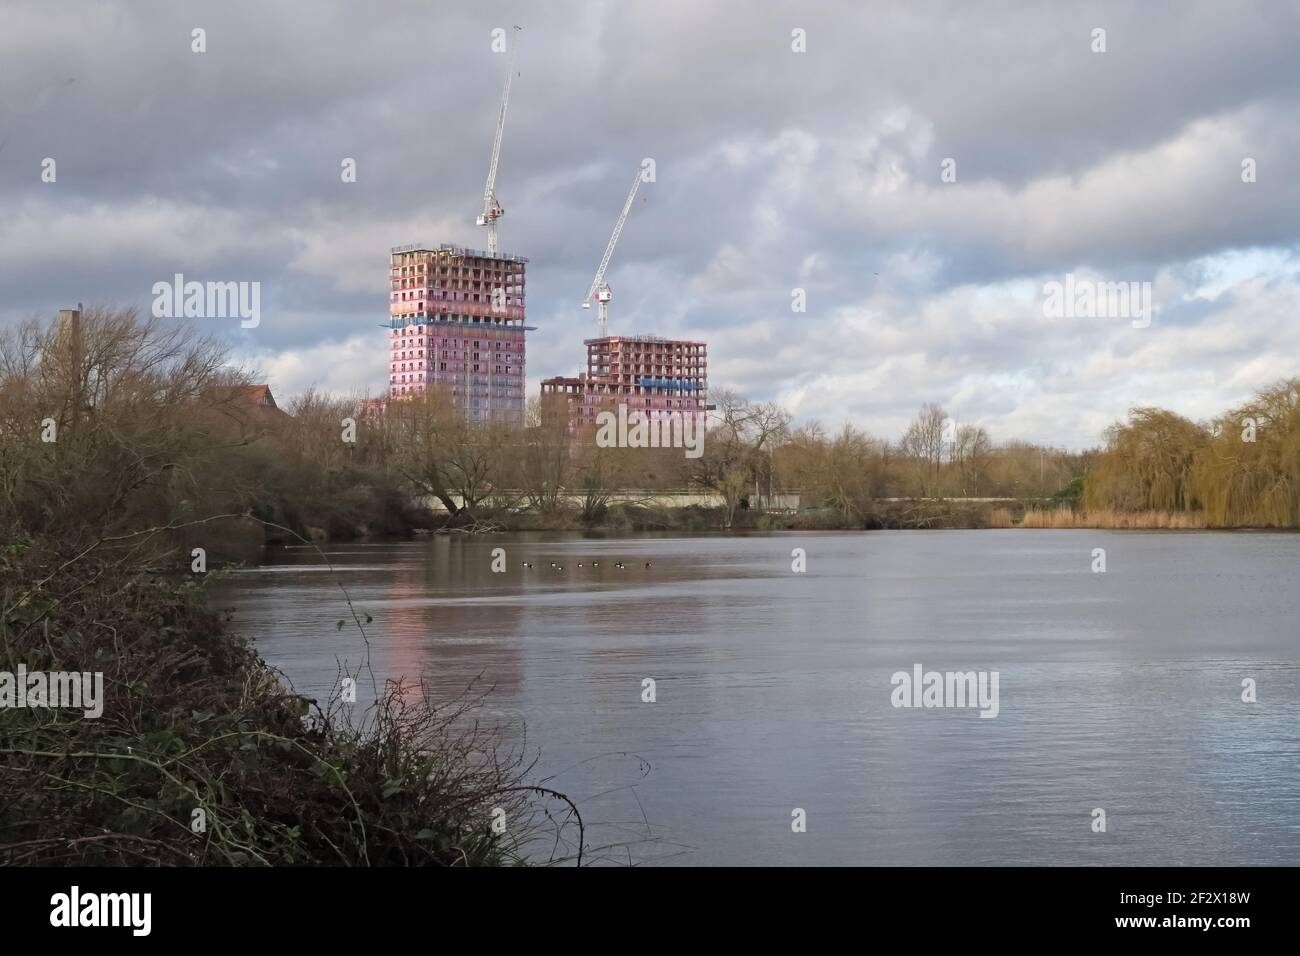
xmin=389 ymin=242 xmax=528 ymax=264
xmin=583 ymin=334 xmax=707 ymax=346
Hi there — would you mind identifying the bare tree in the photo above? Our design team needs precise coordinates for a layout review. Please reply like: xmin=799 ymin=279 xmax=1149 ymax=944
xmin=517 ymin=396 xmax=572 ymax=515
xmin=692 ymin=389 xmax=790 ymax=527
xmin=0 ymin=306 xmax=255 ymax=556
xmin=384 ymin=388 xmax=511 ymax=523
xmin=899 ymin=402 xmax=947 ymax=497
xmin=953 ymin=423 xmax=992 ymax=496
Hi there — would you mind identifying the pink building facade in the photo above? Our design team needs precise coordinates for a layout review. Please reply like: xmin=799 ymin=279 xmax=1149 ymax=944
xmin=541 ymin=334 xmax=708 ymax=431
xmin=387 ymin=243 xmax=531 ymax=425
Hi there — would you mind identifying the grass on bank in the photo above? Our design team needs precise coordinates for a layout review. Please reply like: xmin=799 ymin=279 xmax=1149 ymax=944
xmin=1019 ymin=507 xmax=1208 ymax=529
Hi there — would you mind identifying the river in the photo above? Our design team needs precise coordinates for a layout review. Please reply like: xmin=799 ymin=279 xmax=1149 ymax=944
xmin=214 ymin=530 xmax=1300 ymax=865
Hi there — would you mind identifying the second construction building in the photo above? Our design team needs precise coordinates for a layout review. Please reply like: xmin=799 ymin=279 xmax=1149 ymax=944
xmin=541 ymin=334 xmax=708 ymax=431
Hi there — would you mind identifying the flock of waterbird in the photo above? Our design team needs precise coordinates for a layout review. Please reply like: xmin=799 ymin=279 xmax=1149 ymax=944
xmin=519 ymin=560 xmax=653 ymax=571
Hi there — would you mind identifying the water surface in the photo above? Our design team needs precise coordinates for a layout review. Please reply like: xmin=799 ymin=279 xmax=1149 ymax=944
xmin=215 ymin=530 xmax=1300 ymax=865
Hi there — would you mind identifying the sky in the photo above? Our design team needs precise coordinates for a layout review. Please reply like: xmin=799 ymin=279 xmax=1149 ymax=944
xmin=2 ymin=0 xmax=1299 ymax=449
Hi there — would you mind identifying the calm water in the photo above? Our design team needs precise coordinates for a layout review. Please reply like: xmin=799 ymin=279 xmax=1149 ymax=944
xmin=215 ymin=530 xmax=1300 ymax=865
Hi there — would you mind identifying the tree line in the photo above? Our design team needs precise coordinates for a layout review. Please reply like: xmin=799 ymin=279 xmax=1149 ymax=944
xmin=3 ymin=307 xmax=1297 ymax=542
xmin=1083 ymin=381 xmax=1300 ymax=526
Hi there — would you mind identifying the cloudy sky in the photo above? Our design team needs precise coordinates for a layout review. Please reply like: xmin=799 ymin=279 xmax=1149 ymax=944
xmin=2 ymin=0 xmax=1298 ymax=448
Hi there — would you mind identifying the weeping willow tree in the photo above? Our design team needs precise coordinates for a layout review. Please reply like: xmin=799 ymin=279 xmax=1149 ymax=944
xmin=1083 ymin=408 xmax=1209 ymax=513
xmin=1192 ymin=379 xmax=1300 ymax=527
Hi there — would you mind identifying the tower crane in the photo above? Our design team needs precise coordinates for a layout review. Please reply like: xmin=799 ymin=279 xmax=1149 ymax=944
xmin=476 ymin=26 xmax=521 ymax=255
xmin=582 ymin=166 xmax=645 ymax=338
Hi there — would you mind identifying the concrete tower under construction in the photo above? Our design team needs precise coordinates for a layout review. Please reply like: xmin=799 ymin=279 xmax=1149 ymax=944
xmin=541 ymin=334 xmax=708 ymax=431
xmin=386 ymin=243 xmax=531 ymax=425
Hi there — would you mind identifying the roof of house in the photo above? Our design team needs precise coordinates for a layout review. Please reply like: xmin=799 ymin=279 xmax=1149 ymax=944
xmin=221 ymin=383 xmax=289 ymax=421
xmin=243 ymin=384 xmax=277 ymax=408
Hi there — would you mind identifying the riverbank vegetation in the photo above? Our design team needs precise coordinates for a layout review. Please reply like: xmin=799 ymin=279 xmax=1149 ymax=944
xmin=1073 ymin=381 xmax=1300 ymax=528
xmin=0 ymin=307 xmax=578 ymax=865
xmin=1019 ymin=507 xmax=1208 ymax=530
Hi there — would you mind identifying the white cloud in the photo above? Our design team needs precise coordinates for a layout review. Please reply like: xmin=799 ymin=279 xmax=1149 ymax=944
xmin=242 ymin=335 xmax=388 ymax=397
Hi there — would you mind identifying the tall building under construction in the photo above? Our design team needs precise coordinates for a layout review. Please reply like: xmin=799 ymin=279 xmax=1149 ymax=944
xmin=386 ymin=243 xmax=531 ymax=424
xmin=541 ymin=334 xmax=708 ymax=431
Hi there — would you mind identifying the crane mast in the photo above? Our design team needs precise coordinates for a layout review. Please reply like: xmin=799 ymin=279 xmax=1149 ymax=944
xmin=582 ymin=167 xmax=644 ymax=338
xmin=477 ymin=26 xmax=521 ymax=255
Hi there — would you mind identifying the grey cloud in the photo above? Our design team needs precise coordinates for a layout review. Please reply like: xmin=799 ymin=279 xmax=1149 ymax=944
xmin=2 ymin=0 xmax=1298 ymax=448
